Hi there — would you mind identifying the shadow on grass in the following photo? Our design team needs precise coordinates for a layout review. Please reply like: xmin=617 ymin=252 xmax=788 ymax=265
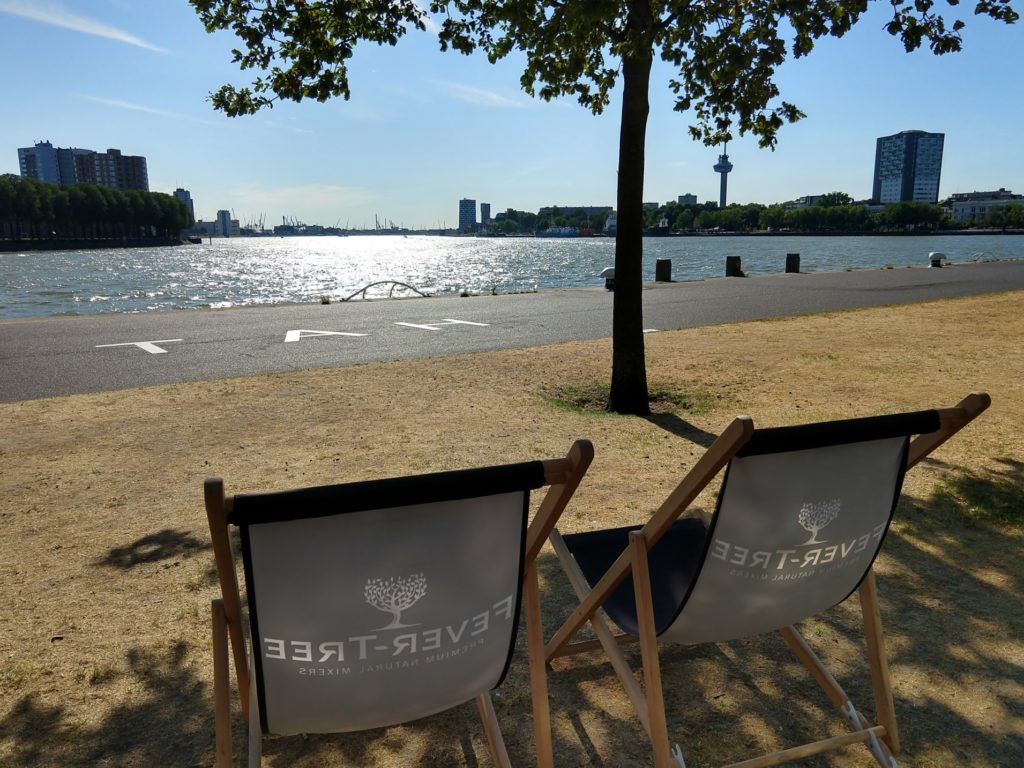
xmin=642 ymin=412 xmax=719 ymax=448
xmin=0 ymin=642 xmax=209 ymax=766
xmin=98 ymin=527 xmax=211 ymax=569
xmin=2 ymin=465 xmax=1019 ymax=767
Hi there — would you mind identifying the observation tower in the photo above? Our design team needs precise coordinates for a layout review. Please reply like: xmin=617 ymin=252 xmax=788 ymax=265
xmin=713 ymin=144 xmax=733 ymax=209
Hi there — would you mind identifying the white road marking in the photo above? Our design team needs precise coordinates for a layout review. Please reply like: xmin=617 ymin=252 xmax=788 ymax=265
xmin=95 ymin=339 xmax=183 ymax=355
xmin=395 ymin=319 xmax=490 ymax=331
xmin=284 ymin=329 xmax=367 ymax=343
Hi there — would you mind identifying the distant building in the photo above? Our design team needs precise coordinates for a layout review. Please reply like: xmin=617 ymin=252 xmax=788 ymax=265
xmin=16 ymin=140 xmax=149 ymax=191
xmin=677 ymin=194 xmax=697 ymax=206
xmin=215 ymin=210 xmax=238 ymax=237
xmin=173 ymin=188 xmax=195 ymax=221
xmin=458 ymin=198 xmax=476 ymax=231
xmin=784 ymin=195 xmax=824 ymax=210
xmin=944 ymin=188 xmax=1023 ymax=223
xmin=193 ymin=212 xmax=240 ymax=237
xmin=74 ymin=148 xmax=149 ymax=191
xmin=480 ymin=202 xmax=491 ymax=226
xmin=872 ymin=130 xmax=944 ymax=204
xmin=17 ymin=141 xmax=62 ymax=183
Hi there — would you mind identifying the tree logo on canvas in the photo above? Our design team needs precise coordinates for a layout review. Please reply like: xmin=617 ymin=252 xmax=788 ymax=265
xmin=797 ymin=499 xmax=840 ymax=545
xmin=364 ymin=573 xmax=428 ymax=630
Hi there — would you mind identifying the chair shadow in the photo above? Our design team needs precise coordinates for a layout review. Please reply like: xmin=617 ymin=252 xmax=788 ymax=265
xmin=97 ymin=527 xmax=211 ymax=569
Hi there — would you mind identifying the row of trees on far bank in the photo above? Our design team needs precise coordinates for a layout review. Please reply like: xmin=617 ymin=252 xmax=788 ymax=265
xmin=0 ymin=175 xmax=194 ymax=241
xmin=493 ymin=207 xmax=611 ymax=233
xmin=491 ymin=196 xmax=1024 ymax=235
xmin=644 ymin=195 xmax=1024 ymax=234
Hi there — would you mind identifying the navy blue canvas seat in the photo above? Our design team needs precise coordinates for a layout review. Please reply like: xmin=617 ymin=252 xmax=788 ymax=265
xmin=544 ymin=394 xmax=990 ymax=768
xmin=561 ymin=518 xmax=706 ymax=637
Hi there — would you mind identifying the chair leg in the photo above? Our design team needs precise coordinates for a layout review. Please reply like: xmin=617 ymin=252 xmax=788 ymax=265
xmin=549 ymin=530 xmax=653 ymax=736
xmin=212 ymin=599 xmax=232 ymax=768
xmin=476 ymin=693 xmax=512 ymax=768
xmin=524 ymin=560 xmax=554 ymax=768
xmin=248 ymin=668 xmax=261 ymax=768
xmin=628 ymin=532 xmax=675 ymax=768
xmin=859 ymin=570 xmax=900 ymax=754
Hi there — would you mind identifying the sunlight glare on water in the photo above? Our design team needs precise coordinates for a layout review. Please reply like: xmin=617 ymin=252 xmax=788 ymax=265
xmin=0 ymin=233 xmax=1019 ymax=318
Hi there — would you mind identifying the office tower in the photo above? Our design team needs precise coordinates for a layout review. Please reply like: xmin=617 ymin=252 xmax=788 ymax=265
xmin=480 ymin=202 xmax=491 ymax=226
xmin=872 ymin=130 xmax=944 ymax=204
xmin=459 ymin=198 xmax=476 ymax=231
xmin=174 ymin=188 xmax=196 ymax=221
xmin=216 ymin=210 xmax=233 ymax=237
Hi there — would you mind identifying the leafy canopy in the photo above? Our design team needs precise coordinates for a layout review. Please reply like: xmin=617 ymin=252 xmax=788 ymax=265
xmin=191 ymin=0 xmax=1017 ymax=148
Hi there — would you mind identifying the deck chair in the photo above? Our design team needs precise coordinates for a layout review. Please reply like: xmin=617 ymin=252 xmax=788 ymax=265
xmin=205 ymin=439 xmax=592 ymax=768
xmin=545 ymin=393 xmax=989 ymax=768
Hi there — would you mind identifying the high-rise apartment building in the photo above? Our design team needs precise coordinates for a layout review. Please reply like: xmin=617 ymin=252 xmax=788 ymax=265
xmin=480 ymin=202 xmax=491 ymax=226
xmin=458 ymin=198 xmax=476 ymax=231
xmin=17 ymin=141 xmax=62 ymax=183
xmin=16 ymin=141 xmax=149 ymax=191
xmin=872 ymin=130 xmax=944 ymax=204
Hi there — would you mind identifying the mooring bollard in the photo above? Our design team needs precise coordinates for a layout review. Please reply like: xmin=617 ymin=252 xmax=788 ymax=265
xmin=929 ymin=252 xmax=944 ymax=268
xmin=599 ymin=266 xmax=615 ymax=291
xmin=786 ymin=252 xmax=800 ymax=273
xmin=725 ymin=255 xmax=744 ymax=277
xmin=655 ymin=258 xmax=672 ymax=282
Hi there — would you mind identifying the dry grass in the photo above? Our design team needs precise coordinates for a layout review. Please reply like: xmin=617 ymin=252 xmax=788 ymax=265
xmin=1 ymin=290 xmax=1022 ymax=767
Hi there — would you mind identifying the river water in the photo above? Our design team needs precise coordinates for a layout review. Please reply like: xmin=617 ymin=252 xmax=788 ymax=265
xmin=1 ymin=234 xmax=1020 ymax=319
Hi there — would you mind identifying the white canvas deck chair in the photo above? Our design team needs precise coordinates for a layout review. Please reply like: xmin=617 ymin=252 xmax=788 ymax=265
xmin=205 ymin=440 xmax=592 ymax=768
xmin=545 ymin=393 xmax=989 ymax=768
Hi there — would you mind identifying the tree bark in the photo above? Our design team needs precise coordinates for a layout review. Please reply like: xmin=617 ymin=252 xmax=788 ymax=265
xmin=607 ymin=41 xmax=653 ymax=415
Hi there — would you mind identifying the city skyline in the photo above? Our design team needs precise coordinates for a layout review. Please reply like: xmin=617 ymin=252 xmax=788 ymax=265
xmin=0 ymin=0 xmax=1020 ymax=229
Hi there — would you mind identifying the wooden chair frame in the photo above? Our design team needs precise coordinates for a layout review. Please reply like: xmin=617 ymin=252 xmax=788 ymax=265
xmin=545 ymin=394 xmax=990 ymax=768
xmin=206 ymin=439 xmax=593 ymax=768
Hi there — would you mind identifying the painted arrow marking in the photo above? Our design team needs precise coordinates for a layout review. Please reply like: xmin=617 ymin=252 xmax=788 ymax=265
xmin=395 ymin=319 xmax=490 ymax=331
xmin=96 ymin=339 xmax=183 ymax=355
xmin=284 ymin=329 xmax=367 ymax=343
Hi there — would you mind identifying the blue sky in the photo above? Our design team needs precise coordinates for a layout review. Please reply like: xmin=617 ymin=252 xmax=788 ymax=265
xmin=0 ymin=0 xmax=1019 ymax=229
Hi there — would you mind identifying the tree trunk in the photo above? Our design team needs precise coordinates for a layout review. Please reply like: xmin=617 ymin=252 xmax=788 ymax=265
xmin=607 ymin=44 xmax=653 ymax=415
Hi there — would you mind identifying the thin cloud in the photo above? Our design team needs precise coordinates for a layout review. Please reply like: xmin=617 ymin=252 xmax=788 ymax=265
xmin=432 ymin=80 xmax=527 ymax=109
xmin=79 ymin=95 xmax=222 ymax=126
xmin=0 ymin=0 xmax=167 ymax=53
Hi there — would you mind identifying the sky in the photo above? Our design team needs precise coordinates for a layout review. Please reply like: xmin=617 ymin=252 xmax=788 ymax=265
xmin=0 ymin=0 xmax=1020 ymax=230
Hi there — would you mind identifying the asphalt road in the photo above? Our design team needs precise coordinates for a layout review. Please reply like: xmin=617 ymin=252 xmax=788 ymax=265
xmin=2 ymin=260 xmax=1022 ymax=403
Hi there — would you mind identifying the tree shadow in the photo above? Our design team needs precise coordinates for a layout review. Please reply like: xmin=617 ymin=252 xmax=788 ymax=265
xmin=0 ymin=642 xmax=210 ymax=766
xmin=641 ymin=411 xmax=719 ymax=447
xmin=98 ymin=528 xmax=211 ymax=569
